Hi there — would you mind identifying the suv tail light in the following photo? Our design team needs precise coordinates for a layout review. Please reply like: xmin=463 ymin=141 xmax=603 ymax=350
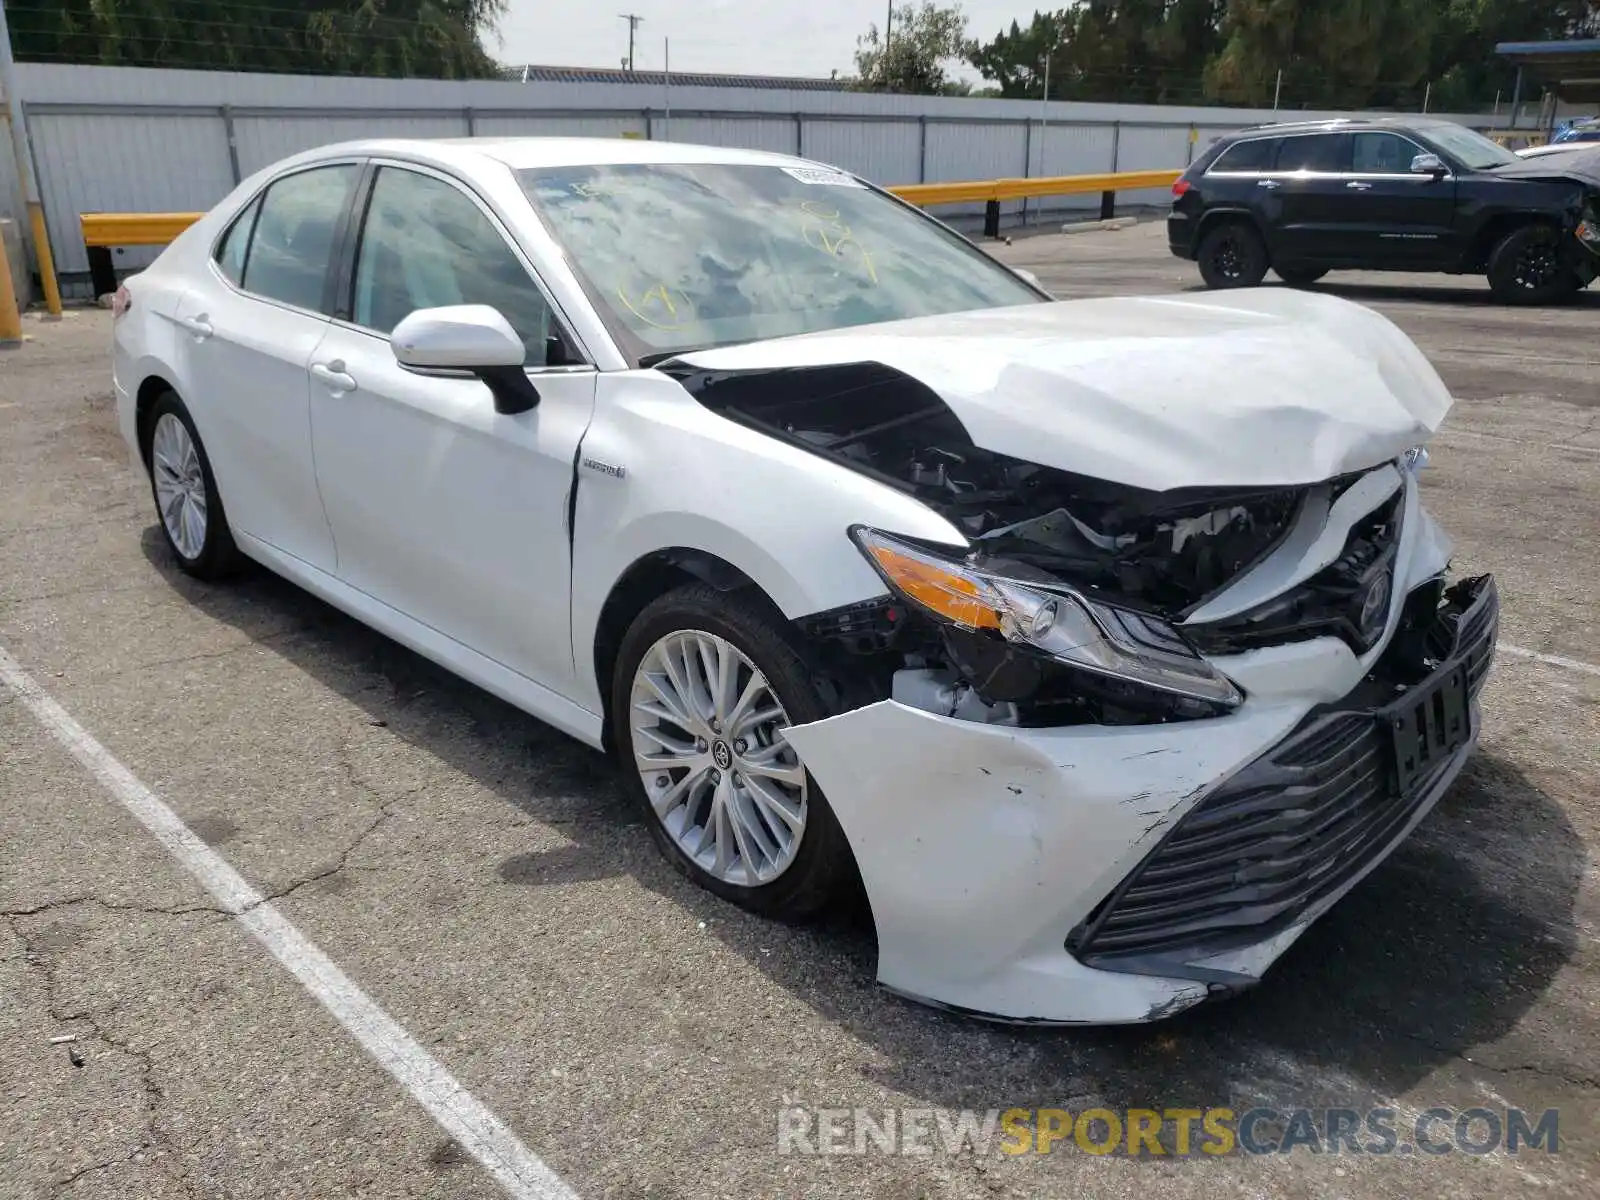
xmin=111 ymin=285 xmax=132 ymax=319
xmin=1172 ymin=178 xmax=1193 ymax=198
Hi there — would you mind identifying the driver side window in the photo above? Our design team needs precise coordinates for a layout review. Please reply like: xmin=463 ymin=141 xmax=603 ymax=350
xmin=351 ymin=166 xmax=558 ymax=365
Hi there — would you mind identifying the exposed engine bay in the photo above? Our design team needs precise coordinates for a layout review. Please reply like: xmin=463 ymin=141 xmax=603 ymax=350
xmin=664 ymin=358 xmax=1348 ymax=728
xmin=667 ymin=359 xmax=1306 ymax=616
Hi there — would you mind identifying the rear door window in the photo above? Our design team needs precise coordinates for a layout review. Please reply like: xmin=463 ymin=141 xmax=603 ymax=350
xmin=1275 ymin=134 xmax=1349 ymax=173
xmin=1210 ymin=138 xmax=1280 ymax=173
xmin=239 ymin=164 xmax=359 ymax=314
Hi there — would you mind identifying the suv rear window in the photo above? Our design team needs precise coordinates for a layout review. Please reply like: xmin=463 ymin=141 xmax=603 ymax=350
xmin=1210 ymin=138 xmax=1279 ymax=172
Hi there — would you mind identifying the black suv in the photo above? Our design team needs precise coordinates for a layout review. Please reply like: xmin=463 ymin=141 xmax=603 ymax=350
xmin=1168 ymin=117 xmax=1600 ymax=303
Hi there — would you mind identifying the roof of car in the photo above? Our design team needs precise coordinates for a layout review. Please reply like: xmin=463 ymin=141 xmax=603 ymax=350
xmin=1231 ymin=116 xmax=1452 ymax=136
xmin=290 ymin=136 xmax=814 ymax=174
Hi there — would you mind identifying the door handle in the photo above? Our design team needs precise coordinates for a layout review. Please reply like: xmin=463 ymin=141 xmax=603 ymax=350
xmin=1346 ymin=180 xmax=1373 ymax=190
xmin=180 ymin=314 xmax=213 ymax=339
xmin=310 ymin=361 xmax=358 ymax=394
xmin=1256 ymin=179 xmax=1281 ymax=190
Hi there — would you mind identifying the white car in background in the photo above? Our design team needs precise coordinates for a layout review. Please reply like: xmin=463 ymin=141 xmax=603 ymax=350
xmin=112 ymin=138 xmax=1498 ymax=1023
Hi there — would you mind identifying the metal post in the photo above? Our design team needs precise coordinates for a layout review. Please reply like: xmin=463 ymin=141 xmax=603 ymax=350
xmin=917 ymin=115 xmax=928 ymax=183
xmin=1493 ymin=90 xmax=1502 ymax=122
xmin=221 ymin=105 xmax=242 ymax=182
xmin=1039 ymin=54 xmax=1050 ymax=177
xmin=0 ymin=220 xmax=21 ymax=347
xmin=1422 ymin=81 xmax=1431 ymax=114
xmin=0 ymin=0 xmax=61 ymax=315
xmin=1273 ymin=69 xmax=1283 ymax=112
xmin=463 ymin=106 xmax=476 ymax=137
xmin=794 ymin=113 xmax=803 ymax=156
xmin=1510 ymin=67 xmax=1524 ymax=127
xmin=1021 ymin=119 xmax=1032 ymax=225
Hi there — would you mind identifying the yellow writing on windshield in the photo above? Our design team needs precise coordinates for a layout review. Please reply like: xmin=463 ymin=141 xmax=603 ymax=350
xmin=618 ymin=282 xmax=695 ymax=331
xmin=796 ymin=201 xmax=879 ymax=284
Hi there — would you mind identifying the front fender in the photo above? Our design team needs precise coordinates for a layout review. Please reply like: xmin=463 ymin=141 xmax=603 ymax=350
xmin=568 ymin=371 xmax=964 ymax=714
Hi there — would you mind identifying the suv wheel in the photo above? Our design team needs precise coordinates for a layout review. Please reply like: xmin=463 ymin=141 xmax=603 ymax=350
xmin=1487 ymin=225 xmax=1582 ymax=304
xmin=1197 ymin=222 xmax=1269 ymax=289
xmin=610 ymin=583 xmax=856 ymax=920
xmin=1275 ymin=266 xmax=1329 ymax=287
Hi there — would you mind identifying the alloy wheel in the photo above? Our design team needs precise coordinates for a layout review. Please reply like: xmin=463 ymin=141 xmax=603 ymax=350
xmin=151 ymin=412 xmax=208 ymax=560
xmin=628 ymin=630 xmax=808 ymax=887
xmin=1513 ymin=242 xmax=1560 ymax=291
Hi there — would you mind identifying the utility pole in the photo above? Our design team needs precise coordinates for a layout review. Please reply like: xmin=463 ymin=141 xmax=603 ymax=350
xmin=884 ymin=2 xmax=893 ymax=89
xmin=618 ymin=13 xmax=643 ymax=73
xmin=0 ymin=0 xmax=61 ymax=315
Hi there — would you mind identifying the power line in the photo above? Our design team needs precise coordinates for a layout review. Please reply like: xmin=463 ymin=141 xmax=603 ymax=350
xmin=618 ymin=13 xmax=643 ymax=74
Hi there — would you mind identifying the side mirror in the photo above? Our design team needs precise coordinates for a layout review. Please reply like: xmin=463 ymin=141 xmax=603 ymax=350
xmin=390 ymin=304 xmax=539 ymax=415
xmin=1410 ymin=153 xmax=1447 ymax=178
xmin=1014 ymin=267 xmax=1043 ymax=289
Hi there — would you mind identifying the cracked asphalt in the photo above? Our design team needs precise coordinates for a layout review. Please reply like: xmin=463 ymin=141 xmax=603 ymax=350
xmin=2 ymin=223 xmax=1597 ymax=1199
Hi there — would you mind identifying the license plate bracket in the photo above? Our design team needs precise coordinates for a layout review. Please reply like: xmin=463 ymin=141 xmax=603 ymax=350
xmin=1385 ymin=665 xmax=1471 ymax=797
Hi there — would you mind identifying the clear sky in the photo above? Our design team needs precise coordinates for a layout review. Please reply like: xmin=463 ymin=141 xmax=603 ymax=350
xmin=490 ymin=1 xmax=1036 ymax=83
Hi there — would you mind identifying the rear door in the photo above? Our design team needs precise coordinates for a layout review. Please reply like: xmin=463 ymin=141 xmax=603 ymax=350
xmin=1340 ymin=130 xmax=1458 ymax=267
xmin=1268 ymin=133 xmax=1353 ymax=263
xmin=174 ymin=162 xmax=360 ymax=573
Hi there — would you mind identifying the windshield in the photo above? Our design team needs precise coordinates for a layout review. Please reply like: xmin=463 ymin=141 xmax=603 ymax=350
xmin=1422 ymin=124 xmax=1520 ymax=170
xmin=519 ymin=162 xmax=1043 ymax=362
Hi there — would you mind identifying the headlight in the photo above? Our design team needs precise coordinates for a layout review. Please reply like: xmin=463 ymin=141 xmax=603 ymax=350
xmin=852 ymin=528 xmax=1242 ymax=709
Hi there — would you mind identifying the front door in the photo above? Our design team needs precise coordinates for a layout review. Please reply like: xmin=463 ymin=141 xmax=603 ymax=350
xmin=307 ymin=163 xmax=598 ymax=694
xmin=1339 ymin=131 xmax=1459 ymax=268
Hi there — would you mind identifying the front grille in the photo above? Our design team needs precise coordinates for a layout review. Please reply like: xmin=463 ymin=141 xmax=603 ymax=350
xmin=1186 ymin=492 xmax=1403 ymax=656
xmin=1068 ymin=575 xmax=1498 ymax=968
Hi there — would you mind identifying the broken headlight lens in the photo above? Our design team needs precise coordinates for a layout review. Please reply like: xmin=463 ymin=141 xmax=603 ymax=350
xmin=853 ymin=528 xmax=1243 ymax=709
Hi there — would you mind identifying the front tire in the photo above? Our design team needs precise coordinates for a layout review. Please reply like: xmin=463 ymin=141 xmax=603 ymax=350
xmin=144 ymin=391 xmax=239 ymax=580
xmin=1487 ymin=224 xmax=1582 ymax=305
xmin=610 ymin=583 xmax=856 ymax=920
xmin=1197 ymin=221 xmax=1269 ymax=289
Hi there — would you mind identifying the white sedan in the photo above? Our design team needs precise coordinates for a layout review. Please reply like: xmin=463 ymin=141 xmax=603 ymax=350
xmin=113 ymin=137 xmax=1497 ymax=1023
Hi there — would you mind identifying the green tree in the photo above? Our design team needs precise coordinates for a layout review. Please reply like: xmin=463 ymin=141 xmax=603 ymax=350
xmin=1205 ymin=0 xmax=1440 ymax=109
xmin=8 ymin=0 xmax=506 ymax=79
xmin=967 ymin=3 xmax=1225 ymax=103
xmin=852 ymin=1 xmax=974 ymax=94
xmin=1425 ymin=1 xmax=1599 ymax=110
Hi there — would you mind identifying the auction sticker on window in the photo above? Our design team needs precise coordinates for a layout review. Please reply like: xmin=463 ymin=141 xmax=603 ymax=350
xmin=781 ymin=166 xmax=865 ymax=187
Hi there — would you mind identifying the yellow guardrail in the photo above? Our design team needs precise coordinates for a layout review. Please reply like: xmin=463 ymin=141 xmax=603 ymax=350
xmin=891 ymin=169 xmax=1183 ymax=208
xmin=77 ymin=164 xmax=1181 ymax=292
xmin=81 ymin=212 xmax=204 ymax=248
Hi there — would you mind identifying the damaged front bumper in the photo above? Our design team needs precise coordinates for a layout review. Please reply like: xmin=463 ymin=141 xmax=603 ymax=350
xmin=782 ymin=575 xmax=1498 ymax=1024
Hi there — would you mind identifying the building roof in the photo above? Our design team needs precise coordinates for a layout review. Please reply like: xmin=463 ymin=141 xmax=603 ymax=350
xmin=1496 ymin=39 xmax=1600 ymax=103
xmin=507 ymin=63 xmax=849 ymax=92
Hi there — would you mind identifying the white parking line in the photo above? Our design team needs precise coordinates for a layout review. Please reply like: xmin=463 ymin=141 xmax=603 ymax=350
xmin=1499 ymin=642 xmax=1600 ymax=679
xmin=0 ymin=645 xmax=577 ymax=1200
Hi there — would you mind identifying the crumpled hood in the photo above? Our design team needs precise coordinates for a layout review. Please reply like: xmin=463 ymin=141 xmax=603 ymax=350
xmin=673 ymin=288 xmax=1453 ymax=491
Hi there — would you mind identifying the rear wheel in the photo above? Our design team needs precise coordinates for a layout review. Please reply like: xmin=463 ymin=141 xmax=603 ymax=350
xmin=610 ymin=583 xmax=856 ymax=920
xmin=1275 ymin=265 xmax=1329 ymax=287
xmin=1487 ymin=224 xmax=1582 ymax=305
xmin=1197 ymin=222 xmax=1269 ymax=289
xmin=144 ymin=392 xmax=240 ymax=580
